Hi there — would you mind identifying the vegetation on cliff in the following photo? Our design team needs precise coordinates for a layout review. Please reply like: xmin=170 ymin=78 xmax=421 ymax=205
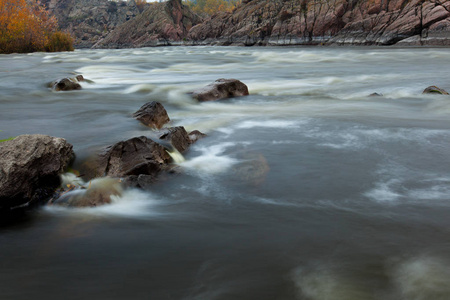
xmin=183 ymin=0 xmax=241 ymax=16
xmin=0 ymin=0 xmax=73 ymax=54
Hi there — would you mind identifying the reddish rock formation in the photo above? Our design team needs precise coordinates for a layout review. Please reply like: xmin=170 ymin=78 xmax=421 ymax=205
xmin=187 ymin=0 xmax=450 ymax=46
xmin=93 ymin=0 xmax=203 ymax=48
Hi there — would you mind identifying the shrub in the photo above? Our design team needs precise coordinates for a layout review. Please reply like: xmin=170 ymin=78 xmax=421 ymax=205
xmin=45 ymin=31 xmax=74 ymax=52
xmin=0 ymin=0 xmax=74 ymax=54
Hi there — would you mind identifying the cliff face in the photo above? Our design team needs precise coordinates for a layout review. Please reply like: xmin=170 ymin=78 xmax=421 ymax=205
xmin=187 ymin=0 xmax=450 ymax=46
xmin=44 ymin=0 xmax=140 ymax=48
xmin=93 ymin=0 xmax=203 ymax=48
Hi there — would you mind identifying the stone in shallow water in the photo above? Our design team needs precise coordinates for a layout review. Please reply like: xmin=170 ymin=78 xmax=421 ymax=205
xmin=422 ymin=86 xmax=449 ymax=95
xmin=191 ymin=78 xmax=249 ymax=101
xmin=133 ymin=101 xmax=170 ymax=129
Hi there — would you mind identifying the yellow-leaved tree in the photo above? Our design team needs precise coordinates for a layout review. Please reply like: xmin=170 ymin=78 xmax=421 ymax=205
xmin=0 ymin=0 xmax=73 ymax=54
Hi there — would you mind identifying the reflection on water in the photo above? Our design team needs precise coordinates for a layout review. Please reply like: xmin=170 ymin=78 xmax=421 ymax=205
xmin=1 ymin=46 xmax=450 ymax=299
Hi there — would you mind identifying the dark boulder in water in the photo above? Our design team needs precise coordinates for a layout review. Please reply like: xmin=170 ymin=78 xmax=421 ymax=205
xmin=422 ymin=86 xmax=449 ymax=95
xmin=133 ymin=101 xmax=170 ymax=129
xmin=158 ymin=126 xmax=192 ymax=153
xmin=51 ymin=75 xmax=84 ymax=91
xmin=0 ymin=134 xmax=74 ymax=210
xmin=191 ymin=78 xmax=249 ymax=102
xmin=82 ymin=136 xmax=172 ymax=181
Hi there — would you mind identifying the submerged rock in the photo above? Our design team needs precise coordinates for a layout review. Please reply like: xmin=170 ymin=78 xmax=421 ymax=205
xmin=369 ymin=92 xmax=383 ymax=97
xmin=50 ymin=176 xmax=123 ymax=208
xmin=51 ymin=75 xmax=84 ymax=91
xmin=133 ymin=101 xmax=170 ymax=129
xmin=0 ymin=134 xmax=74 ymax=210
xmin=191 ymin=79 xmax=249 ymax=102
xmin=188 ymin=130 xmax=207 ymax=143
xmin=422 ymin=86 xmax=449 ymax=95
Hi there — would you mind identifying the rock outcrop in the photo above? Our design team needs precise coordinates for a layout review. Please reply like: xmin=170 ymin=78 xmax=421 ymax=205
xmin=43 ymin=0 xmax=141 ymax=47
xmin=93 ymin=0 xmax=203 ymax=48
xmin=187 ymin=0 xmax=450 ymax=46
xmin=191 ymin=79 xmax=250 ymax=101
xmin=0 ymin=135 xmax=74 ymax=210
xmin=133 ymin=101 xmax=171 ymax=129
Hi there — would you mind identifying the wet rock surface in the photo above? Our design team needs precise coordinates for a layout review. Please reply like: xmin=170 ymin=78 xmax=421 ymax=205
xmin=51 ymin=76 xmax=84 ymax=91
xmin=0 ymin=134 xmax=74 ymax=210
xmin=191 ymin=79 xmax=249 ymax=102
xmin=423 ymin=85 xmax=449 ymax=95
xmin=159 ymin=126 xmax=192 ymax=153
xmin=133 ymin=101 xmax=170 ymax=129
xmin=82 ymin=136 xmax=172 ymax=180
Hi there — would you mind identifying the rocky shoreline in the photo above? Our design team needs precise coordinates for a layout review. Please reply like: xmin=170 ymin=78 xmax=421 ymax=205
xmin=44 ymin=0 xmax=450 ymax=48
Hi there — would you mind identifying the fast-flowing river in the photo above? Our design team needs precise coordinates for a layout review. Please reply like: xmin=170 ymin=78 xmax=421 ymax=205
xmin=1 ymin=46 xmax=450 ymax=300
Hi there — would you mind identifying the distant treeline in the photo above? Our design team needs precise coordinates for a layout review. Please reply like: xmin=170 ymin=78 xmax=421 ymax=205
xmin=0 ymin=0 xmax=73 ymax=54
xmin=183 ymin=0 xmax=242 ymax=16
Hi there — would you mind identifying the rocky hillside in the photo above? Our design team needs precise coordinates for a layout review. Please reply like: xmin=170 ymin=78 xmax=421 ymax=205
xmin=44 ymin=0 xmax=140 ymax=48
xmin=187 ymin=0 xmax=450 ymax=46
xmin=93 ymin=0 xmax=203 ymax=48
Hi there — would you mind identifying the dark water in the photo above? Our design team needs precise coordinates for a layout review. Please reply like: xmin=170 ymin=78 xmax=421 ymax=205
xmin=2 ymin=47 xmax=450 ymax=300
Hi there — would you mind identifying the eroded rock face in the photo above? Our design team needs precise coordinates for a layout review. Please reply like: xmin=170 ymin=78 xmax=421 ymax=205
xmin=93 ymin=0 xmax=203 ymax=48
xmin=187 ymin=0 xmax=450 ymax=46
xmin=43 ymin=0 xmax=141 ymax=47
xmin=133 ymin=101 xmax=170 ymax=129
xmin=423 ymin=85 xmax=449 ymax=95
xmin=0 ymin=134 xmax=74 ymax=209
xmin=191 ymin=79 xmax=249 ymax=102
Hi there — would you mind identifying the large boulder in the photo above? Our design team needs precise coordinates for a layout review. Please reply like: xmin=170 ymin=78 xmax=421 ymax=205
xmin=133 ymin=101 xmax=170 ymax=129
xmin=0 ymin=134 xmax=74 ymax=210
xmin=191 ymin=79 xmax=249 ymax=102
xmin=81 ymin=136 xmax=172 ymax=181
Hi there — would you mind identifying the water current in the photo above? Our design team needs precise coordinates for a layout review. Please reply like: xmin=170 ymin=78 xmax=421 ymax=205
xmin=1 ymin=46 xmax=450 ymax=299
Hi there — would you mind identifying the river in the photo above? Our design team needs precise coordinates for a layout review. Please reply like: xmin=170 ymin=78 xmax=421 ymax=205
xmin=1 ymin=46 xmax=450 ymax=300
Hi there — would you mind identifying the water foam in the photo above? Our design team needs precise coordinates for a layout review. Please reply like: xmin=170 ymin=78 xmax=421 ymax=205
xmin=179 ymin=142 xmax=238 ymax=175
xmin=392 ymin=255 xmax=450 ymax=300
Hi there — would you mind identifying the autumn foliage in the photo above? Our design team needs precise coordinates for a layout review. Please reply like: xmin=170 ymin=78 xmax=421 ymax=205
xmin=0 ymin=0 xmax=73 ymax=54
xmin=183 ymin=0 xmax=242 ymax=16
